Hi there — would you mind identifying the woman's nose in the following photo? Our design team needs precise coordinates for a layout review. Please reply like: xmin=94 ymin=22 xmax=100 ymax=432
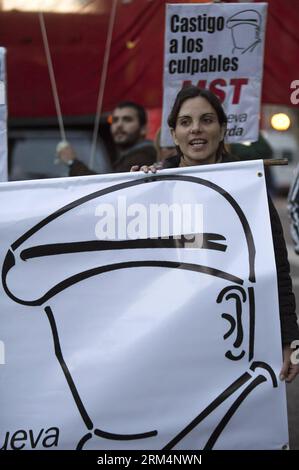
xmin=190 ymin=121 xmax=202 ymax=133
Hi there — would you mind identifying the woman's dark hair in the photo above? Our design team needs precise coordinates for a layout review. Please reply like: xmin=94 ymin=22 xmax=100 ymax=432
xmin=167 ymin=86 xmax=228 ymax=158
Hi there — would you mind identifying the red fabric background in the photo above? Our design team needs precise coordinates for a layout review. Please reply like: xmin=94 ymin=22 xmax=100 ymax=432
xmin=0 ymin=0 xmax=298 ymax=118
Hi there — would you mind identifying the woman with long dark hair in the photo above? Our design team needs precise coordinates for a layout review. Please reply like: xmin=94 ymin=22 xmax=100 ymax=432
xmin=132 ymin=85 xmax=299 ymax=383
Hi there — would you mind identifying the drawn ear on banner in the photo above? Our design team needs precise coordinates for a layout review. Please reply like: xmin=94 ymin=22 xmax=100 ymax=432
xmin=217 ymin=285 xmax=248 ymax=361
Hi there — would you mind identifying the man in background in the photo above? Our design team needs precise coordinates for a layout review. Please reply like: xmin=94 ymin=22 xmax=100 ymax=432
xmin=58 ymin=101 xmax=157 ymax=175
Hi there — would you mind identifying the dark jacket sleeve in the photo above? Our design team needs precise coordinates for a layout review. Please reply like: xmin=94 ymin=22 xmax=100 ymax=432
xmin=113 ymin=145 xmax=157 ymax=173
xmin=268 ymin=196 xmax=299 ymax=344
xmin=69 ymin=143 xmax=157 ymax=175
xmin=69 ymin=159 xmax=96 ymax=177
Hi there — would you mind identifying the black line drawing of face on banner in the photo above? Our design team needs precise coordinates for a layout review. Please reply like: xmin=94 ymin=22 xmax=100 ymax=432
xmin=226 ymin=9 xmax=262 ymax=55
xmin=2 ymin=174 xmax=277 ymax=450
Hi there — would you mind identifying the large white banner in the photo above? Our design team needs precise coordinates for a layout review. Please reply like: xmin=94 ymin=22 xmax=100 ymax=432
xmin=0 ymin=161 xmax=288 ymax=450
xmin=162 ymin=3 xmax=267 ymax=146
xmin=0 ymin=47 xmax=8 ymax=182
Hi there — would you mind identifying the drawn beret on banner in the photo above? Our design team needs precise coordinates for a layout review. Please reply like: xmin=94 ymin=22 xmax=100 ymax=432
xmin=2 ymin=174 xmax=256 ymax=304
xmin=1 ymin=173 xmax=277 ymax=450
xmin=226 ymin=9 xmax=262 ymax=55
xmin=227 ymin=9 xmax=261 ymax=29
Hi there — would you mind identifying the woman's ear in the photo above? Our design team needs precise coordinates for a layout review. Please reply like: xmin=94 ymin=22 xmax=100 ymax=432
xmin=170 ymin=127 xmax=179 ymax=146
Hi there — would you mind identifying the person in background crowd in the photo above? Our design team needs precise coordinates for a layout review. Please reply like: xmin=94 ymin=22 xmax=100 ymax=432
xmin=229 ymin=132 xmax=276 ymax=195
xmin=132 ymin=85 xmax=299 ymax=383
xmin=288 ymin=166 xmax=299 ymax=254
xmin=57 ymin=101 xmax=157 ymax=175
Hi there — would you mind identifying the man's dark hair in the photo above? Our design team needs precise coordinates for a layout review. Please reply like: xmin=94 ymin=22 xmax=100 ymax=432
xmin=115 ymin=101 xmax=147 ymax=127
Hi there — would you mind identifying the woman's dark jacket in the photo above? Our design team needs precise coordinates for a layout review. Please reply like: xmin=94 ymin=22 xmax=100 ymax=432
xmin=163 ymin=154 xmax=299 ymax=345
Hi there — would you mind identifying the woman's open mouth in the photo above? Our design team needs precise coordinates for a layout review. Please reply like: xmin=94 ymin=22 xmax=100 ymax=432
xmin=189 ymin=139 xmax=208 ymax=150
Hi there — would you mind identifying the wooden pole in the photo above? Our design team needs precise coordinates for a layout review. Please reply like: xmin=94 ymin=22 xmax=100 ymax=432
xmin=263 ymin=159 xmax=288 ymax=167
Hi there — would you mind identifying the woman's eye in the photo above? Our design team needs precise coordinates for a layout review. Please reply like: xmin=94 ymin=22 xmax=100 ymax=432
xmin=203 ymin=118 xmax=212 ymax=124
xmin=180 ymin=119 xmax=190 ymax=126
